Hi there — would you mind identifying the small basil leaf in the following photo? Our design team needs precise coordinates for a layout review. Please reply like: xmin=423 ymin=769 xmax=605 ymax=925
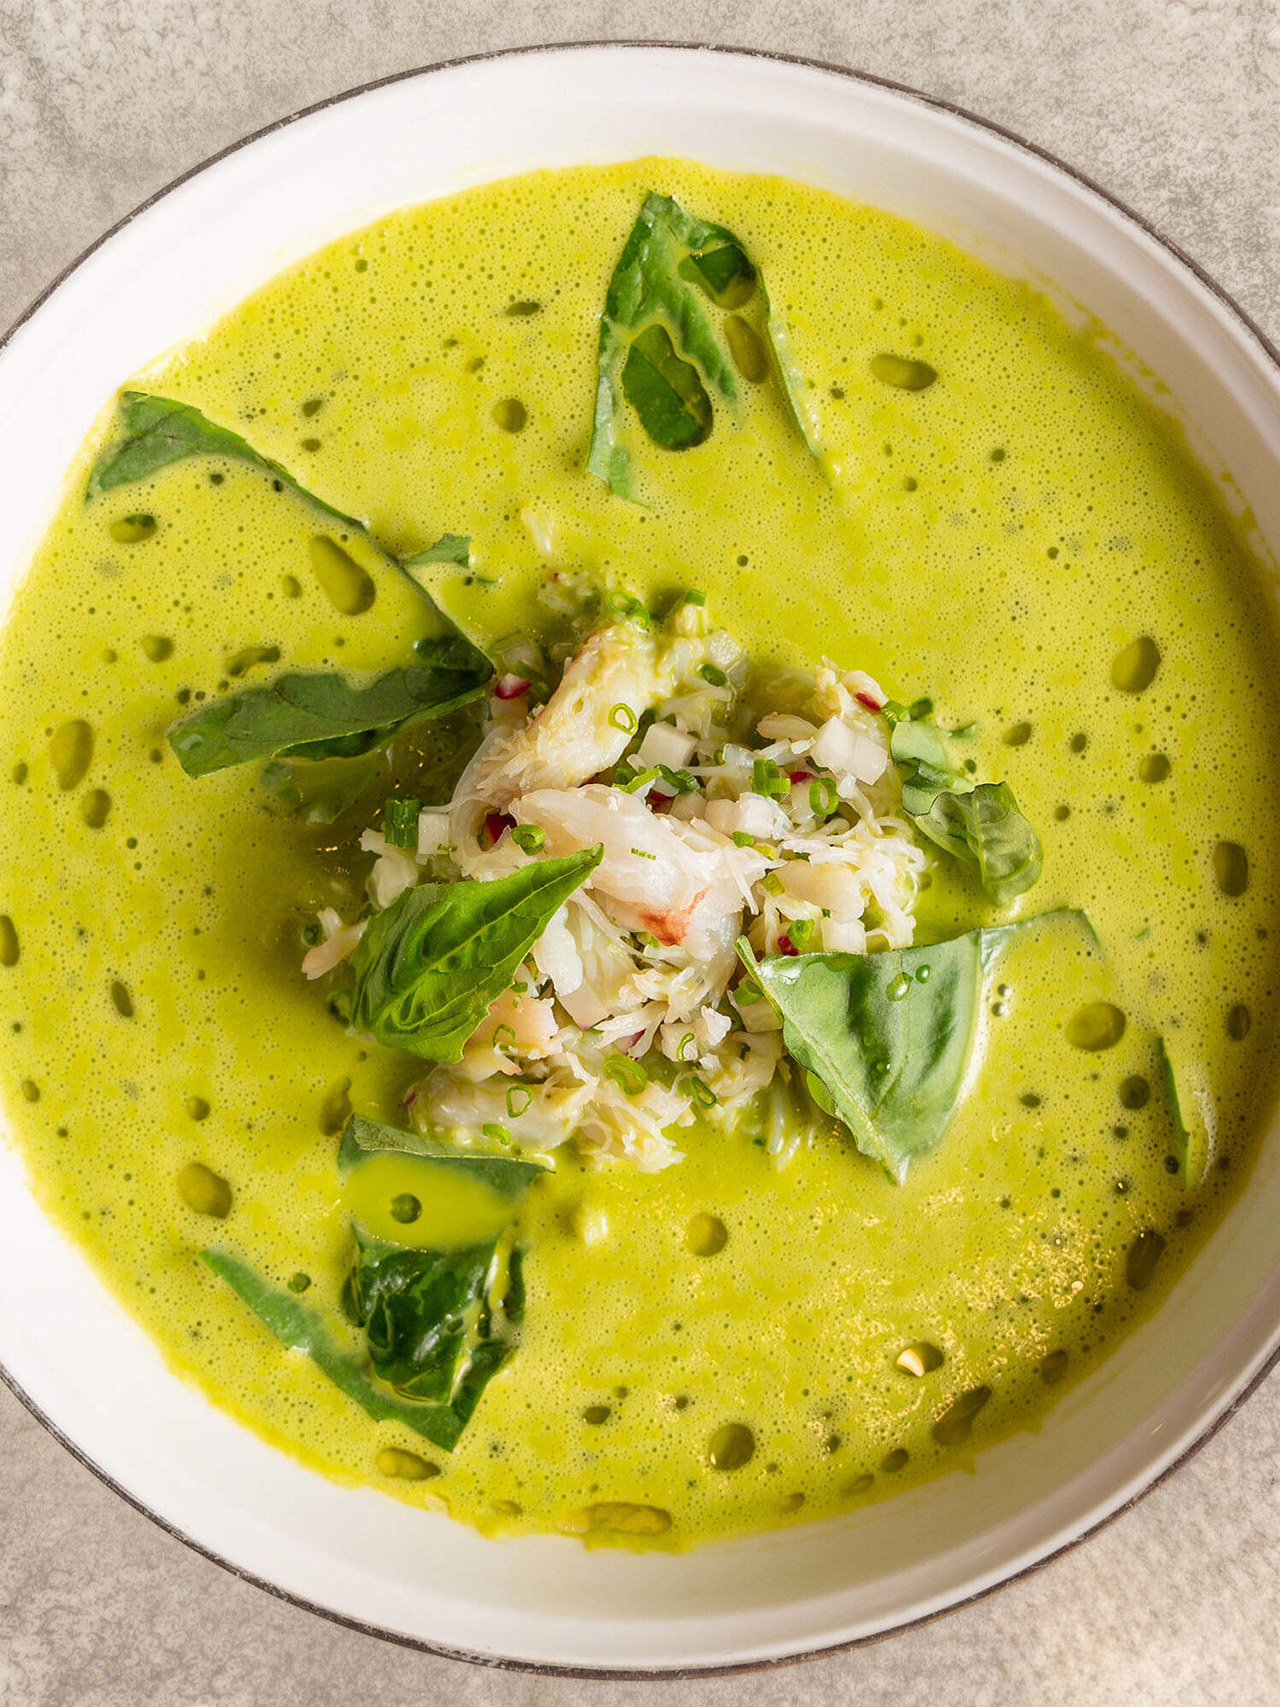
xmin=889 ymin=718 xmax=1041 ymax=906
xmin=167 ymin=634 xmax=492 ymax=778
xmin=337 ymin=1113 xmax=544 ymax=1195
xmin=741 ymin=934 xmax=982 ymax=1183
xmin=200 ymin=1247 xmax=469 ymax=1450
xmin=912 ymin=782 xmax=1043 ymax=908
xmin=348 ymin=846 xmax=602 ymax=1061
xmin=621 ymin=323 xmax=714 ymax=451
xmin=88 ymin=391 xmax=359 ymax=527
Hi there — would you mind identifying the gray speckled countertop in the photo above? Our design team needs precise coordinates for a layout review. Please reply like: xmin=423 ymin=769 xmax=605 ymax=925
xmin=2 ymin=4 xmax=1279 ymax=1703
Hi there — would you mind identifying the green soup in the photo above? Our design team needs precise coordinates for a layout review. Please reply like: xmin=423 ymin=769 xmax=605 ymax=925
xmin=1 ymin=159 xmax=1277 ymax=1548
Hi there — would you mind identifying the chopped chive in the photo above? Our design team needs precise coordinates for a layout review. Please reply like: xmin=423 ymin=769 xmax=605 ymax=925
xmin=761 ymin=872 xmax=783 ymax=896
xmin=609 ymin=703 xmax=638 ymax=733
xmin=788 ymin=919 xmax=815 ymax=950
xmin=735 ymin=983 xmax=763 ymax=1006
xmin=658 ymin=764 xmax=698 ymax=794
xmin=492 ymin=1023 xmax=517 ymax=1052
xmin=809 ymin=776 xmax=838 ymax=816
xmin=506 ymin=1086 xmax=532 ymax=1118
xmin=731 ymin=830 xmax=756 ymax=848
xmin=511 ymin=823 xmax=546 ymax=854
xmin=482 ymin=1122 xmax=510 ymax=1144
xmin=677 ymin=1031 xmax=697 ymax=1062
xmin=699 ymin=662 xmax=728 ymax=688
xmin=752 ymin=757 xmax=787 ymax=800
xmin=620 ymin=765 xmax=659 ymax=793
xmin=684 ymin=589 xmax=706 ymax=607
xmin=909 ymin=697 xmax=934 ymax=721
xmin=605 ymin=1056 xmax=648 ymax=1096
xmin=688 ymin=1075 xmax=717 ymax=1109
xmin=383 ymin=797 xmax=422 ymax=850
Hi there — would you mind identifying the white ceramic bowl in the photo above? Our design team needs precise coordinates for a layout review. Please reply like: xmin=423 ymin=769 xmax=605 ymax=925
xmin=2 ymin=42 xmax=1279 ymax=1677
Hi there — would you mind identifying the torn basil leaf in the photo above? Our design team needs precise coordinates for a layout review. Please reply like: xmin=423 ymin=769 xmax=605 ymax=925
xmin=913 ymin=782 xmax=1043 ymax=908
xmin=206 ymin=1123 xmax=545 ymax=1451
xmin=167 ymin=633 xmax=492 ymax=777
xmin=88 ymin=391 xmax=359 ymax=526
xmin=340 ymin=1116 xmax=545 ymax=1439
xmin=588 ymin=192 xmax=822 ymax=498
xmin=348 ymin=846 xmax=602 ymax=1062
xmin=621 ymin=323 xmax=714 ymax=450
xmin=201 ymin=1247 xmax=472 ymax=1449
xmin=338 ymin=1113 xmax=544 ymax=1191
xmin=888 ymin=715 xmax=1042 ymax=907
xmin=343 ymin=1226 xmax=524 ymax=1422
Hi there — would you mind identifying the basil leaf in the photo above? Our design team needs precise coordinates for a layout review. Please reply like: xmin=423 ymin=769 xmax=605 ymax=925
xmin=348 ymin=847 xmax=602 ymax=1061
xmin=200 ymin=1247 xmax=468 ymax=1449
xmin=912 ymin=782 xmax=1043 ymax=908
xmin=340 ymin=1116 xmax=543 ymax=1436
xmin=741 ymin=934 xmax=982 ymax=1183
xmin=888 ymin=718 xmax=1041 ymax=906
xmin=743 ymin=910 xmax=1100 ymax=1183
xmin=88 ymin=391 xmax=359 ymax=527
xmin=588 ymin=193 xmax=740 ymax=497
xmin=587 ymin=191 xmax=829 ymax=497
xmin=342 ymin=1226 xmax=523 ymax=1418
xmin=337 ymin=1112 xmax=544 ymax=1194
xmin=167 ymin=633 xmax=492 ymax=777
xmin=621 ymin=323 xmax=714 ymax=451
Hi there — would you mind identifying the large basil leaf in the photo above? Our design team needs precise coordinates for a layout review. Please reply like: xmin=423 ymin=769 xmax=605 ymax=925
xmin=741 ymin=934 xmax=982 ymax=1183
xmin=200 ymin=1247 xmax=470 ymax=1449
xmin=743 ymin=910 xmax=1112 ymax=1183
xmin=88 ymin=391 xmax=359 ymax=526
xmin=348 ymin=847 xmax=602 ymax=1061
xmin=587 ymin=192 xmax=821 ymax=498
xmin=889 ymin=717 xmax=1041 ymax=907
xmin=167 ymin=633 xmax=492 ymax=777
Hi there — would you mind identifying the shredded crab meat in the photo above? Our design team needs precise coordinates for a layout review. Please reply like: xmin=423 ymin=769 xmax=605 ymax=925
xmin=313 ymin=606 xmax=926 ymax=1171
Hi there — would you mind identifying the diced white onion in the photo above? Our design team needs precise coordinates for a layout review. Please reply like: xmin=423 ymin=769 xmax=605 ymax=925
xmin=636 ymin=721 xmax=698 ymax=771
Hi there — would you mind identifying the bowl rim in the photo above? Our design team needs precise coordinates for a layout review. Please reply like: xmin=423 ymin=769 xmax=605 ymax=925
xmin=3 ymin=37 xmax=1278 ymax=1681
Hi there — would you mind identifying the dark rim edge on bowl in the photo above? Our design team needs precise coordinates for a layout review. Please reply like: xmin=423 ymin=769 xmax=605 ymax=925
xmin=1 ymin=38 xmax=1277 ymax=1681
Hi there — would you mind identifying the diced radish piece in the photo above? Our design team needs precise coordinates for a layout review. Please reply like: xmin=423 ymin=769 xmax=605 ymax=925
xmin=776 ymin=933 xmax=799 ymax=957
xmin=495 ymin=673 xmax=531 ymax=700
xmin=855 ymin=691 xmax=883 ymax=713
xmin=484 ymin=811 xmax=514 ymax=848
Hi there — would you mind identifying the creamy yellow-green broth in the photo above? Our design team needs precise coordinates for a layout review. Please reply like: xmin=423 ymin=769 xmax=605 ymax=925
xmin=2 ymin=159 xmax=1278 ymax=1547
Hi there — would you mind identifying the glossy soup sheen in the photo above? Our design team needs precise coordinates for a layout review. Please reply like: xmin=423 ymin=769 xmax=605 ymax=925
xmin=1 ymin=160 xmax=1278 ymax=1547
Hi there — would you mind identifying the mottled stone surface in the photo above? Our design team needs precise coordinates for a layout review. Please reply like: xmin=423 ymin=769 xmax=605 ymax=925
xmin=1 ymin=3 xmax=1278 ymax=1703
